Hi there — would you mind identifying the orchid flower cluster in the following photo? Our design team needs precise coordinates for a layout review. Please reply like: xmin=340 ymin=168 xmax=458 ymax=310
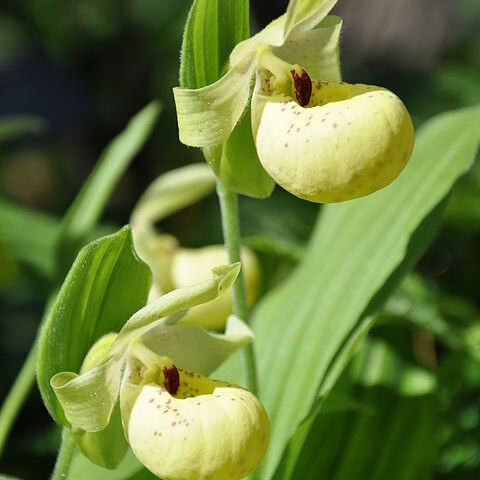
xmin=47 ymin=0 xmax=416 ymax=479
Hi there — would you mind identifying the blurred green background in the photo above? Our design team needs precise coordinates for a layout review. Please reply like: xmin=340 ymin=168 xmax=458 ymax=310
xmin=0 ymin=0 xmax=479 ymax=478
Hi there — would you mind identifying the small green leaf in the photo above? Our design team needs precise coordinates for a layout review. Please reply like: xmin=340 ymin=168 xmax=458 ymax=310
xmin=284 ymin=0 xmax=338 ymax=39
xmin=273 ymin=15 xmax=342 ymax=81
xmin=57 ymin=101 xmax=161 ymax=274
xmin=110 ymin=263 xmax=241 ymax=356
xmin=37 ymin=227 xmax=152 ymax=426
xmin=0 ymin=114 xmax=46 ymax=144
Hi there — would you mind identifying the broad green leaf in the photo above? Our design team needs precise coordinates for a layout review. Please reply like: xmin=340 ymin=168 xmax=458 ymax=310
xmin=173 ymin=66 xmax=253 ymax=148
xmin=110 ymin=263 xmax=241 ymax=356
xmin=37 ymin=227 xmax=152 ymax=426
xmin=284 ymin=0 xmax=338 ymax=39
xmin=275 ymin=388 xmax=436 ymax=480
xmin=203 ymin=106 xmax=275 ymax=198
xmin=179 ymin=0 xmax=250 ymax=89
xmin=273 ymin=16 xmax=342 ymax=81
xmin=0 ymin=198 xmax=60 ymax=278
xmin=244 ymin=105 xmax=480 ymax=479
xmin=139 ymin=315 xmax=253 ymax=376
xmin=0 ymin=114 xmax=46 ymax=143
xmin=57 ymin=101 xmax=160 ymax=274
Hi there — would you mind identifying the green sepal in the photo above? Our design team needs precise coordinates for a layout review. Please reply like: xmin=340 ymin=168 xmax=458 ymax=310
xmin=203 ymin=106 xmax=275 ymax=198
xmin=284 ymin=0 xmax=338 ymax=39
xmin=110 ymin=263 xmax=241 ymax=357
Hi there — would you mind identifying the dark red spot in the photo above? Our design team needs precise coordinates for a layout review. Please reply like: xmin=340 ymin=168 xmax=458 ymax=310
xmin=163 ymin=365 xmax=180 ymax=395
xmin=291 ymin=68 xmax=312 ymax=107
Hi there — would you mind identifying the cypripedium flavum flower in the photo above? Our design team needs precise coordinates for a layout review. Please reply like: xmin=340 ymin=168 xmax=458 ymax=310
xmin=130 ymin=165 xmax=261 ymax=329
xmin=174 ymin=0 xmax=415 ymax=202
xmin=123 ymin=346 xmax=269 ymax=480
xmin=50 ymin=264 xmax=270 ymax=478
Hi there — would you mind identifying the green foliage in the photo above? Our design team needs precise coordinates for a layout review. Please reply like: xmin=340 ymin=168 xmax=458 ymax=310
xmin=0 ymin=115 xmax=47 ymax=144
xmin=36 ymin=227 xmax=152 ymax=426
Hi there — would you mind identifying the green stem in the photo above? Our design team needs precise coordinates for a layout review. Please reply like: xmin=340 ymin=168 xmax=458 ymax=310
xmin=51 ymin=429 xmax=76 ymax=480
xmin=216 ymin=180 xmax=258 ymax=395
xmin=0 ymin=342 xmax=37 ymax=459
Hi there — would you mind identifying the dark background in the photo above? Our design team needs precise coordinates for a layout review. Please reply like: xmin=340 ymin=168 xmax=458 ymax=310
xmin=0 ymin=0 xmax=479 ymax=478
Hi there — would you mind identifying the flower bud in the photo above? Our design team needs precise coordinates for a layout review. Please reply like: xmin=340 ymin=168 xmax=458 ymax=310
xmin=253 ymin=73 xmax=414 ymax=203
xmin=124 ymin=364 xmax=270 ymax=480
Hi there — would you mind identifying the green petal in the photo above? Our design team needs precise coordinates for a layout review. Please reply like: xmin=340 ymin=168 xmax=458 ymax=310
xmin=110 ymin=263 xmax=241 ymax=356
xmin=50 ymin=356 xmax=123 ymax=432
xmin=173 ymin=66 xmax=254 ymax=148
xmin=284 ymin=0 xmax=338 ymax=39
xmin=274 ymin=16 xmax=342 ymax=81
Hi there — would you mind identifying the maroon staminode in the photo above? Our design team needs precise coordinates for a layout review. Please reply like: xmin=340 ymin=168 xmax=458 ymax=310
xmin=290 ymin=68 xmax=312 ymax=107
xmin=163 ymin=365 xmax=180 ymax=395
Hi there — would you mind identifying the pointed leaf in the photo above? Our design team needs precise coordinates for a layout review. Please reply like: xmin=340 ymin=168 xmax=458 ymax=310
xmin=37 ymin=227 xmax=152 ymax=426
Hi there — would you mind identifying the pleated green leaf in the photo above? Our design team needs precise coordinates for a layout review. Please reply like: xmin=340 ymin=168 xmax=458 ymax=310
xmin=275 ymin=388 xmax=436 ymax=480
xmin=57 ymin=101 xmax=160 ymax=274
xmin=37 ymin=226 xmax=152 ymax=426
xmin=179 ymin=0 xmax=249 ymax=89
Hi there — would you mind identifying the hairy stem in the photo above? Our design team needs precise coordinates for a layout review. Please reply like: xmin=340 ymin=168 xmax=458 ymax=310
xmin=0 ymin=343 xmax=37 ymax=459
xmin=216 ymin=180 xmax=258 ymax=394
xmin=51 ymin=429 xmax=76 ymax=480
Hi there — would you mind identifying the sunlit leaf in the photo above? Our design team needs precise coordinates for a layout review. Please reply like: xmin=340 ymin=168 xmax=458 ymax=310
xmin=37 ymin=227 xmax=151 ymax=426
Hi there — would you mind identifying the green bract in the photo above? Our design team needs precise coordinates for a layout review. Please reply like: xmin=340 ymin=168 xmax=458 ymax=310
xmin=174 ymin=0 xmax=415 ymax=202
